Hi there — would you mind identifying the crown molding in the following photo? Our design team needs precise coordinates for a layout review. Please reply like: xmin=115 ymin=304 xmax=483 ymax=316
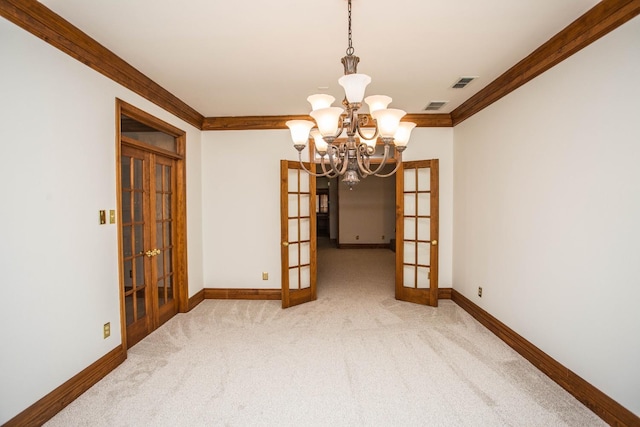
xmin=451 ymin=0 xmax=640 ymax=126
xmin=0 ymin=0 xmax=204 ymax=129
xmin=202 ymin=113 xmax=452 ymax=131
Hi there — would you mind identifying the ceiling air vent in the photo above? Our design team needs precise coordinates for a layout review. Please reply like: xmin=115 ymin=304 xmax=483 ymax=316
xmin=452 ymin=76 xmax=477 ymax=89
xmin=424 ymin=101 xmax=448 ymax=111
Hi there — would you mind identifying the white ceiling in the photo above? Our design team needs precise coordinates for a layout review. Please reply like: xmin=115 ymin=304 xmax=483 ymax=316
xmin=39 ymin=0 xmax=600 ymax=118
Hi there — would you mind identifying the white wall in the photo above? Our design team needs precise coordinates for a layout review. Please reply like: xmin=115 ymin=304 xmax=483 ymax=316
xmin=338 ymin=168 xmax=396 ymax=245
xmin=201 ymin=130 xmax=295 ymax=289
xmin=0 ymin=19 xmax=203 ymax=424
xmin=453 ymin=17 xmax=640 ymax=415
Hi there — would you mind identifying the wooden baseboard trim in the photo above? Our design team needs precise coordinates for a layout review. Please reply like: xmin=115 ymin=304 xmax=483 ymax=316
xmin=188 ymin=289 xmax=205 ymax=311
xmin=451 ymin=289 xmax=639 ymax=426
xmin=204 ymin=288 xmax=282 ymax=300
xmin=4 ymin=345 xmax=126 ymax=427
xmin=438 ymin=287 xmax=453 ymax=299
xmin=336 ymin=243 xmax=392 ymax=249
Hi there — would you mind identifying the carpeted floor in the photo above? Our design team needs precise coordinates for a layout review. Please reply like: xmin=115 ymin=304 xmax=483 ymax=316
xmin=45 ymin=242 xmax=605 ymax=426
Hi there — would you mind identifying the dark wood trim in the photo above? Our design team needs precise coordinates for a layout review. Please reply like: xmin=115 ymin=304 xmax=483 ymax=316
xmin=437 ymin=287 xmax=452 ymax=299
xmin=451 ymin=289 xmax=640 ymax=426
xmin=202 ymin=114 xmax=452 ymax=130
xmin=451 ymin=0 xmax=640 ymax=126
xmin=0 ymin=0 xmax=204 ymax=129
xmin=336 ymin=243 xmax=393 ymax=249
xmin=3 ymin=345 xmax=126 ymax=427
xmin=204 ymin=288 xmax=282 ymax=300
xmin=188 ymin=289 xmax=205 ymax=311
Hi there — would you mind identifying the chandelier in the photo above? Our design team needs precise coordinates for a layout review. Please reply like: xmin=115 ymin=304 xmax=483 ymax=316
xmin=286 ymin=0 xmax=416 ymax=189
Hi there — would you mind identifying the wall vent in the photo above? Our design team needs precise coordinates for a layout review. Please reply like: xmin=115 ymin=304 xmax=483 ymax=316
xmin=424 ymin=101 xmax=448 ymax=111
xmin=452 ymin=76 xmax=477 ymax=89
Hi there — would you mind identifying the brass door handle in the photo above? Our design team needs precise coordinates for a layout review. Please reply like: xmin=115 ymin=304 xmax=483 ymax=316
xmin=282 ymin=242 xmax=289 ymax=247
xmin=431 ymin=240 xmax=438 ymax=246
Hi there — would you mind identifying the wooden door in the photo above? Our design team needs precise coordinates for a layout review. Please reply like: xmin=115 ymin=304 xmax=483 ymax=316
xmin=121 ymin=145 xmax=178 ymax=347
xmin=395 ymin=159 xmax=439 ymax=306
xmin=280 ymin=160 xmax=317 ymax=308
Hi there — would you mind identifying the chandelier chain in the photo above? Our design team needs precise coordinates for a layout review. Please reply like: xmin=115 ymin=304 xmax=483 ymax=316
xmin=346 ymin=0 xmax=354 ymax=56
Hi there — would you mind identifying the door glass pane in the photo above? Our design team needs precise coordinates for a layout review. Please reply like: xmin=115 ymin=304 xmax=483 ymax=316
xmin=417 ymin=218 xmax=430 ymax=240
xmin=156 ymin=194 xmax=163 ymax=220
xmin=404 ymin=242 xmax=415 ymax=264
xmin=135 ymin=256 xmax=144 ymax=288
xmin=125 ymin=294 xmax=134 ymax=325
xmin=288 ymin=219 xmax=299 ymax=242
xmin=404 ymin=169 xmax=415 ymax=192
xmin=289 ymin=267 xmax=299 ymax=290
xmin=417 ymin=168 xmax=430 ymax=191
xmin=123 ymin=259 xmax=133 ymax=289
xmin=134 ymin=192 xmax=143 ymax=222
xmin=121 ymin=114 xmax=177 ymax=152
xmin=157 ymin=278 xmax=165 ymax=305
xmin=299 ymin=218 xmax=310 ymax=241
xmin=136 ymin=288 xmax=146 ymax=319
xmin=299 ymin=172 xmax=309 ymax=193
xmin=300 ymin=242 xmax=310 ymax=265
xmin=404 ymin=218 xmax=415 ymax=240
xmin=300 ymin=265 xmax=310 ymax=289
xmin=288 ymin=170 xmax=298 ymax=192
xmin=121 ymin=157 xmax=131 ymax=189
xmin=164 ymin=167 xmax=171 ymax=193
xmin=156 ymin=165 xmax=163 ymax=191
xmin=133 ymin=159 xmax=143 ymax=189
xmin=288 ymin=244 xmax=299 ymax=267
xmin=403 ymin=265 xmax=415 ymax=288
xmin=167 ymin=276 xmax=174 ymax=301
xmin=164 ymin=194 xmax=171 ymax=218
xmin=165 ymin=222 xmax=172 ymax=243
xmin=417 ymin=242 xmax=430 ymax=265
xmin=404 ymin=194 xmax=416 ymax=216
xmin=299 ymin=194 xmax=310 ymax=217
xmin=156 ymin=222 xmax=163 ymax=247
xmin=157 ymin=250 xmax=164 ymax=276
xmin=122 ymin=191 xmax=132 ymax=222
xmin=417 ymin=267 xmax=430 ymax=288
xmin=417 ymin=193 xmax=430 ymax=216
xmin=288 ymin=194 xmax=298 ymax=217
xmin=123 ymin=225 xmax=132 ymax=257
xmin=134 ymin=224 xmax=143 ymax=255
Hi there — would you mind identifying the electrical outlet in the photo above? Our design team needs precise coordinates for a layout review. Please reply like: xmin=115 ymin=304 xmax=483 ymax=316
xmin=382 ymin=235 xmax=385 ymax=240
xmin=478 ymin=287 xmax=483 ymax=297
xmin=262 ymin=272 xmax=269 ymax=280
xmin=103 ymin=322 xmax=111 ymax=339
xmin=356 ymin=235 xmax=359 ymax=240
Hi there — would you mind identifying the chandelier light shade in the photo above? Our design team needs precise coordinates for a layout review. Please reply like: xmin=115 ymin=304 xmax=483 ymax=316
xmin=310 ymin=107 xmax=344 ymax=137
xmin=286 ymin=0 xmax=416 ymax=188
xmin=338 ymin=73 xmax=372 ymax=104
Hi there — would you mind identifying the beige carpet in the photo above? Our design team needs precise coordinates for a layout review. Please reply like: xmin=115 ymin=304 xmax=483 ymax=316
xmin=46 ymin=242 xmax=605 ymax=426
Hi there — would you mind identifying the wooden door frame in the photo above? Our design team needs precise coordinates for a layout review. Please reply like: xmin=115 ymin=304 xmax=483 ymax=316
xmin=115 ymin=99 xmax=189 ymax=349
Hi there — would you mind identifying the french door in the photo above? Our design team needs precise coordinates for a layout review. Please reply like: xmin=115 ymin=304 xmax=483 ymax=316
xmin=280 ymin=160 xmax=317 ymax=308
xmin=121 ymin=144 xmax=178 ymax=347
xmin=395 ymin=159 xmax=439 ymax=306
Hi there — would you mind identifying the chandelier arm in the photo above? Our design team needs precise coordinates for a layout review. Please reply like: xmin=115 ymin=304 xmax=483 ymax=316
xmin=355 ymin=144 xmax=374 ymax=177
xmin=297 ymin=152 xmax=333 ymax=177
xmin=373 ymin=151 xmax=403 ymax=178
xmin=319 ymin=154 xmax=340 ymax=178
xmin=356 ymin=123 xmax=379 ymax=141
xmin=364 ymin=144 xmax=395 ymax=176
